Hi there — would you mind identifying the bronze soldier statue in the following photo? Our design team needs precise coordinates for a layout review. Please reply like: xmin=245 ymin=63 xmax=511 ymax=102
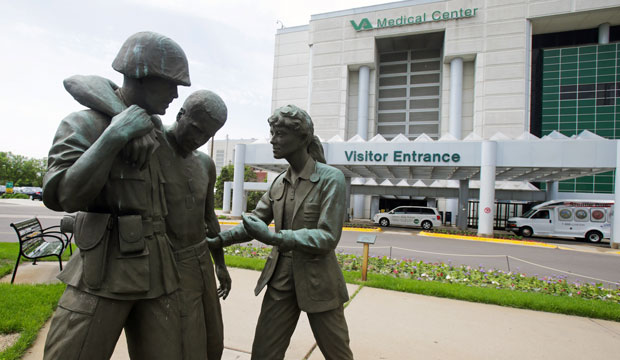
xmin=61 ymin=73 xmax=234 ymax=359
xmin=159 ymin=90 xmax=231 ymax=360
xmin=43 ymin=32 xmax=189 ymax=359
xmin=210 ymin=105 xmax=354 ymax=360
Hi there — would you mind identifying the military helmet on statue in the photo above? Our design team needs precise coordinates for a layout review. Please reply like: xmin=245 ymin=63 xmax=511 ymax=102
xmin=112 ymin=31 xmax=191 ymax=86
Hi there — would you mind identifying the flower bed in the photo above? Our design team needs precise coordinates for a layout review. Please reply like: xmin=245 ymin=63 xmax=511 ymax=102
xmin=223 ymin=244 xmax=620 ymax=303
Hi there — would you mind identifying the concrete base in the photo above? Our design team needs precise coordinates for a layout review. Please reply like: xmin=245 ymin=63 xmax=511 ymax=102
xmin=611 ymin=242 xmax=619 ymax=249
xmin=0 ymin=262 xmax=63 ymax=284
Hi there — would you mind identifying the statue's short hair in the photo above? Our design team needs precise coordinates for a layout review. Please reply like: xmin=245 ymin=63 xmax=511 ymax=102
xmin=181 ymin=90 xmax=227 ymax=125
xmin=268 ymin=104 xmax=325 ymax=163
xmin=268 ymin=104 xmax=313 ymax=141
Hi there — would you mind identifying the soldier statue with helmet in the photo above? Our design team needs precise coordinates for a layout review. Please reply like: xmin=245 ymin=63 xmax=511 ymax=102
xmin=42 ymin=31 xmax=192 ymax=359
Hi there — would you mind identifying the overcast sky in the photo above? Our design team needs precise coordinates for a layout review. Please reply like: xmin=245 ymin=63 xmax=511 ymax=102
xmin=1 ymin=0 xmax=390 ymax=158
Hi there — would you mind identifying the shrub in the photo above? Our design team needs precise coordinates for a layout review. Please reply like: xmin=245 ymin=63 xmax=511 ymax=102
xmin=1 ymin=193 xmax=30 ymax=199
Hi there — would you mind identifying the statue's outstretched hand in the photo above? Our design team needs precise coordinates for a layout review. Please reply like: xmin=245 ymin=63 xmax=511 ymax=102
xmin=242 ymin=213 xmax=280 ymax=246
xmin=206 ymin=236 xmax=223 ymax=249
xmin=215 ymin=264 xmax=231 ymax=300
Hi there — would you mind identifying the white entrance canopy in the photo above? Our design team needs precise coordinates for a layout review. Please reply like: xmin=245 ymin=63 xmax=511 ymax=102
xmin=230 ymin=130 xmax=620 ymax=247
xmin=244 ymin=131 xmax=616 ymax=182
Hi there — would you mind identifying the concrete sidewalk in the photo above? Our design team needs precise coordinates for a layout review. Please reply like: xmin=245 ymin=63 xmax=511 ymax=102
xmin=5 ymin=263 xmax=620 ymax=359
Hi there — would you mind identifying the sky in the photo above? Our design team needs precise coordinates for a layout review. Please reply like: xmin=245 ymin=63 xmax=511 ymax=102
xmin=0 ymin=0 xmax=391 ymax=159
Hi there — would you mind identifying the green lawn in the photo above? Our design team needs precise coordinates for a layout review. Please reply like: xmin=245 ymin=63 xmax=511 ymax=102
xmin=0 ymin=283 xmax=65 ymax=360
xmin=0 ymin=242 xmax=71 ymax=360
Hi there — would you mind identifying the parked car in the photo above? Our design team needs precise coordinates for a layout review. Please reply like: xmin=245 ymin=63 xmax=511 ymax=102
xmin=373 ymin=206 xmax=442 ymax=230
xmin=31 ymin=189 xmax=43 ymax=201
xmin=0 ymin=185 xmax=5 ymax=196
xmin=14 ymin=186 xmax=43 ymax=200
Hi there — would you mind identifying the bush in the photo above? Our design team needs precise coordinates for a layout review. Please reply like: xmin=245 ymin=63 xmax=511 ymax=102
xmin=1 ymin=193 xmax=30 ymax=199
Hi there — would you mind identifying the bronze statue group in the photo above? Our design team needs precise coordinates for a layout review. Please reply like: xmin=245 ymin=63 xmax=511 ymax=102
xmin=42 ymin=32 xmax=353 ymax=360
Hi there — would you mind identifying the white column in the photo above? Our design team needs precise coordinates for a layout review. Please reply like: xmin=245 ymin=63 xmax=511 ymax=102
xmin=478 ymin=141 xmax=497 ymax=236
xmin=307 ymin=44 xmax=314 ymax=111
xmin=344 ymin=177 xmax=352 ymax=222
xmin=449 ymin=57 xmax=463 ymax=139
xmin=457 ymin=180 xmax=469 ymax=230
xmin=611 ymin=141 xmax=620 ymax=249
xmin=231 ymin=144 xmax=246 ymax=217
xmin=370 ymin=196 xmax=380 ymax=218
xmin=599 ymin=23 xmax=610 ymax=45
xmin=223 ymin=181 xmax=232 ymax=213
xmin=357 ymin=66 xmax=370 ymax=139
xmin=354 ymin=66 xmax=371 ymax=219
xmin=447 ymin=57 xmax=464 ymax=227
xmin=546 ymin=181 xmax=558 ymax=201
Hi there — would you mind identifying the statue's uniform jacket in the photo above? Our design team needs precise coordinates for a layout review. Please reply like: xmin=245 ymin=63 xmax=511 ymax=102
xmin=220 ymin=158 xmax=349 ymax=313
xmin=43 ymin=107 xmax=179 ymax=299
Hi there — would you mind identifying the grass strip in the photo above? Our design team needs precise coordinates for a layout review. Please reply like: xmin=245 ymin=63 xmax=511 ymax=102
xmin=0 ymin=283 xmax=65 ymax=360
xmin=225 ymin=255 xmax=620 ymax=322
xmin=344 ymin=271 xmax=620 ymax=322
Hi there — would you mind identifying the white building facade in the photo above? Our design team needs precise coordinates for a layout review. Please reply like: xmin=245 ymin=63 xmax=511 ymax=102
xmin=268 ymin=0 xmax=620 ymax=221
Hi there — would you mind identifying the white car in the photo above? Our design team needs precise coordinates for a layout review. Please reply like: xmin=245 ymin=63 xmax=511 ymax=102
xmin=373 ymin=206 xmax=442 ymax=230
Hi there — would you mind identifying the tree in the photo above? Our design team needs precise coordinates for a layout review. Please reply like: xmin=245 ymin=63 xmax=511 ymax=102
xmin=0 ymin=152 xmax=47 ymax=187
xmin=215 ymin=165 xmax=264 ymax=211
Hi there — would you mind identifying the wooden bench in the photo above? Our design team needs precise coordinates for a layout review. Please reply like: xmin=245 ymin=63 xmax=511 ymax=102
xmin=9 ymin=217 xmax=73 ymax=284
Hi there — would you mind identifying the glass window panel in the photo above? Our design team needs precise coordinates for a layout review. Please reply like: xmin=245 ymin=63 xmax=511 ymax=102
xmin=378 ymin=100 xmax=406 ymax=110
xmin=380 ymin=52 xmax=408 ymax=62
xmin=411 ymin=86 xmax=439 ymax=96
xmin=379 ymin=88 xmax=407 ymax=98
xmin=411 ymin=49 xmax=440 ymax=60
xmin=380 ymin=64 xmax=408 ymax=74
xmin=410 ymin=111 xmax=438 ymax=122
xmin=377 ymin=125 xmax=407 ymax=134
xmin=410 ymin=99 xmax=439 ymax=109
xmin=377 ymin=112 xmax=406 ymax=123
xmin=411 ymin=61 xmax=440 ymax=72
xmin=409 ymin=124 xmax=439 ymax=135
xmin=410 ymin=73 xmax=440 ymax=84
xmin=379 ymin=76 xmax=407 ymax=86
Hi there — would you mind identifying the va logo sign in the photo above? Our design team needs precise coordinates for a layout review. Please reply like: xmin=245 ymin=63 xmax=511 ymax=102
xmin=350 ymin=18 xmax=373 ymax=31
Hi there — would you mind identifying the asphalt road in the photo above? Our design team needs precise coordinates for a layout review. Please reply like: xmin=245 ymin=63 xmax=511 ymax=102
xmin=2 ymin=199 xmax=619 ymax=287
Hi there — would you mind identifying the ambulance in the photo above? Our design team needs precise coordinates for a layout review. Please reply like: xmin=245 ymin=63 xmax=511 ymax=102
xmin=506 ymin=200 xmax=613 ymax=243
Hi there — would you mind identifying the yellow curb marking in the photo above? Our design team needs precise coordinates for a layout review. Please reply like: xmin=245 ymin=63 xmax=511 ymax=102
xmin=342 ymin=227 xmax=382 ymax=232
xmin=418 ymin=231 xmax=557 ymax=249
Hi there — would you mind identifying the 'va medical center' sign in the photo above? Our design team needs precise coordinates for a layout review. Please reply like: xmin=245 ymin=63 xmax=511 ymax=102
xmin=350 ymin=7 xmax=478 ymax=31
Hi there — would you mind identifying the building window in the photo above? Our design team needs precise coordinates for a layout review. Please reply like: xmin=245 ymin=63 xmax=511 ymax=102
xmin=540 ymin=43 xmax=619 ymax=194
xmin=215 ymin=150 xmax=225 ymax=167
xmin=377 ymin=48 xmax=441 ymax=140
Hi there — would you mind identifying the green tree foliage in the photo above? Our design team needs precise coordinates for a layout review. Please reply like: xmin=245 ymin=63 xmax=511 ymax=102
xmin=0 ymin=152 xmax=47 ymax=187
xmin=215 ymin=165 xmax=265 ymax=210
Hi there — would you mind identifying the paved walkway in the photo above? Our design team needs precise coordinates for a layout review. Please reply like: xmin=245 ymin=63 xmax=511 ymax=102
xmin=4 ymin=261 xmax=620 ymax=359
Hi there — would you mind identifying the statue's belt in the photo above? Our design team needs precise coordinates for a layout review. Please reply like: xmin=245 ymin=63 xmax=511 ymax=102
xmin=141 ymin=218 xmax=166 ymax=237
xmin=174 ymin=238 xmax=209 ymax=261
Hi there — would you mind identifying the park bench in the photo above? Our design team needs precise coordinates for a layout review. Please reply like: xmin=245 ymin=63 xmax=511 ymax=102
xmin=9 ymin=216 xmax=74 ymax=284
